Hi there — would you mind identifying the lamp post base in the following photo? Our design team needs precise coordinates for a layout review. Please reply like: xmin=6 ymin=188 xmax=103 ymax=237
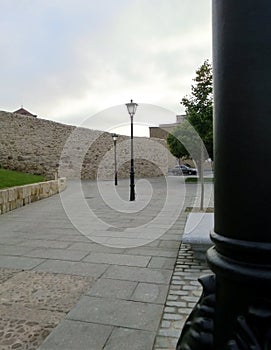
xmin=176 ymin=248 xmax=271 ymax=350
xmin=176 ymin=274 xmax=215 ymax=350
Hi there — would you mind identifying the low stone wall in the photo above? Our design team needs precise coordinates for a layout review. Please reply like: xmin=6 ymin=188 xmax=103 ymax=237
xmin=0 ymin=178 xmax=66 ymax=215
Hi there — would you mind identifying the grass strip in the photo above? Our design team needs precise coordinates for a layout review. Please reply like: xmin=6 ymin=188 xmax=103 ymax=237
xmin=185 ymin=177 xmax=214 ymax=183
xmin=0 ymin=169 xmax=45 ymax=189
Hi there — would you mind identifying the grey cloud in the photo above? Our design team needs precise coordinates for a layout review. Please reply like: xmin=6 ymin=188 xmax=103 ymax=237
xmin=0 ymin=0 xmax=211 ymax=126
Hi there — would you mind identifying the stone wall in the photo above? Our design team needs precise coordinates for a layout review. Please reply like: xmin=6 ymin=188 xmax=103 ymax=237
xmin=0 ymin=178 xmax=66 ymax=214
xmin=0 ymin=111 xmax=175 ymax=180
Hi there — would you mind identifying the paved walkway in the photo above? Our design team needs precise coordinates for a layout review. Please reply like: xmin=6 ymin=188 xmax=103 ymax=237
xmin=0 ymin=177 xmax=213 ymax=350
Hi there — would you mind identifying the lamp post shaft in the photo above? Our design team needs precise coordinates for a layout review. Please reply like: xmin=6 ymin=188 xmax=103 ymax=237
xmin=130 ymin=115 xmax=135 ymax=201
xmin=176 ymin=1 xmax=271 ymax=349
xmin=114 ymin=140 xmax=117 ymax=186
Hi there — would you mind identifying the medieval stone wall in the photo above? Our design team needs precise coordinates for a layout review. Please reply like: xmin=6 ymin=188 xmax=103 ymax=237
xmin=0 ymin=111 xmax=175 ymax=180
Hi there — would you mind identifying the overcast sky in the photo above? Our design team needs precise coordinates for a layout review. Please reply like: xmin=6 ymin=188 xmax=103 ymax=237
xmin=1 ymin=0 xmax=212 ymax=136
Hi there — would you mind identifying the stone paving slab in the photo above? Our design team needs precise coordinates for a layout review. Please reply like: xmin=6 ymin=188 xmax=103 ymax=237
xmin=0 ymin=256 xmax=44 ymax=270
xmin=67 ymin=241 xmax=126 ymax=253
xmin=24 ymin=248 xmax=89 ymax=261
xmin=0 ymin=245 xmax=34 ymax=256
xmin=67 ymin=296 xmax=164 ymax=331
xmin=130 ymin=282 xmax=169 ymax=305
xmin=158 ymin=240 xmax=181 ymax=249
xmin=36 ymin=320 xmax=113 ymax=350
xmin=33 ymin=260 xmax=109 ymax=278
xmin=159 ymin=234 xmax=183 ymax=241
xmin=126 ymin=247 xmax=178 ymax=258
xmin=86 ymin=278 xmax=137 ymax=299
xmin=148 ymin=257 xmax=176 ymax=269
xmin=103 ymin=265 xmax=173 ymax=284
xmin=83 ymin=251 xmax=151 ymax=267
xmin=17 ymin=239 xmax=73 ymax=249
xmin=103 ymin=327 xmax=156 ymax=350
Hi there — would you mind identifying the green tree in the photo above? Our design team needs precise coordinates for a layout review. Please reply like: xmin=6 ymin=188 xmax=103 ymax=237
xmin=167 ymin=130 xmax=187 ymax=162
xmin=182 ymin=59 xmax=213 ymax=159
xmin=167 ymin=60 xmax=213 ymax=210
xmin=167 ymin=121 xmax=203 ymax=163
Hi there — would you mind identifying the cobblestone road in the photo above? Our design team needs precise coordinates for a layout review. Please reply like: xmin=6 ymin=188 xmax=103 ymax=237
xmin=154 ymin=244 xmax=210 ymax=349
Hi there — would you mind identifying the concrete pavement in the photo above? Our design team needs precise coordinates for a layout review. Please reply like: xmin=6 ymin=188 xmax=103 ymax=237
xmin=0 ymin=176 xmax=213 ymax=350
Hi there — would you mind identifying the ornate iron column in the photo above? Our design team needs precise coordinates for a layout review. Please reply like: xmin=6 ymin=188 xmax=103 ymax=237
xmin=177 ymin=1 xmax=271 ymax=349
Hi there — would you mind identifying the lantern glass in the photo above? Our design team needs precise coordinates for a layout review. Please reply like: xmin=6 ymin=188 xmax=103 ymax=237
xmin=126 ymin=99 xmax=138 ymax=116
xmin=111 ymin=133 xmax=118 ymax=141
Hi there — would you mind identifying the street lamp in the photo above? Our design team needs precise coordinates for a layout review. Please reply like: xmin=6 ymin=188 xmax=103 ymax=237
xmin=111 ymin=133 xmax=118 ymax=186
xmin=176 ymin=2 xmax=271 ymax=349
xmin=126 ymin=99 xmax=138 ymax=201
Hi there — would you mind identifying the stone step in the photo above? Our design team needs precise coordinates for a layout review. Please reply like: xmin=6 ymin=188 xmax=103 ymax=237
xmin=182 ymin=212 xmax=214 ymax=261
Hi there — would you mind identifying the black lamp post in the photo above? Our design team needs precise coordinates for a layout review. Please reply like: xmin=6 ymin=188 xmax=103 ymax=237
xmin=111 ymin=133 xmax=118 ymax=186
xmin=126 ymin=99 xmax=138 ymax=201
xmin=176 ymin=1 xmax=271 ymax=349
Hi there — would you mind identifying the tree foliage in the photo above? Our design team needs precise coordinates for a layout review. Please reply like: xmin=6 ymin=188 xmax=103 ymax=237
xmin=167 ymin=60 xmax=213 ymax=211
xmin=167 ymin=60 xmax=213 ymax=161
xmin=167 ymin=129 xmax=187 ymax=160
xmin=181 ymin=59 xmax=213 ymax=159
xmin=167 ymin=121 xmax=203 ymax=162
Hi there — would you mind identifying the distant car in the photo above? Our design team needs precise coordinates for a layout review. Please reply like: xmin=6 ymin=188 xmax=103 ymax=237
xmin=170 ymin=165 xmax=197 ymax=176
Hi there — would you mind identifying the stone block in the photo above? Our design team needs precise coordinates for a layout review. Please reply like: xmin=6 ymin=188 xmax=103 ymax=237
xmin=8 ymin=188 xmax=16 ymax=201
xmin=67 ymin=296 xmax=164 ymax=331
xmin=131 ymin=282 xmax=169 ymax=304
xmin=1 ymin=190 xmax=8 ymax=203
xmin=87 ymin=278 xmax=137 ymax=299
xmin=0 ymin=179 xmax=66 ymax=215
xmin=182 ymin=212 xmax=214 ymax=260
xmin=18 ymin=187 xmax=24 ymax=199
xmin=104 ymin=328 xmax=156 ymax=350
xmin=34 ymin=260 xmax=109 ymax=278
xmin=83 ymin=252 xmax=151 ymax=267
xmin=0 ymin=256 xmax=44 ymax=269
xmin=38 ymin=320 xmax=113 ymax=350
xmin=103 ymin=265 xmax=172 ymax=284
